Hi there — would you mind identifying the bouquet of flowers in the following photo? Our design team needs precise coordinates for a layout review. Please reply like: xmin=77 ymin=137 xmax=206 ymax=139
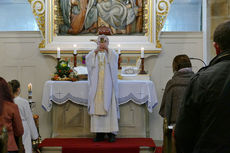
xmin=52 ymin=60 xmax=75 ymax=81
xmin=55 ymin=60 xmax=72 ymax=78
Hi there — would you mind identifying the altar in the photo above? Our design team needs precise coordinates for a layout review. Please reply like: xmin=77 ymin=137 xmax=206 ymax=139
xmin=42 ymin=80 xmax=158 ymax=138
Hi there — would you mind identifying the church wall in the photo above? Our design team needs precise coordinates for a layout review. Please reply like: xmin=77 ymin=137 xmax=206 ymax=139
xmin=0 ymin=31 xmax=203 ymax=141
xmin=208 ymin=0 xmax=230 ymax=61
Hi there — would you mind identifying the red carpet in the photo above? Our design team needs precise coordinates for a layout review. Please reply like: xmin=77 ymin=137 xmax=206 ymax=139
xmin=155 ymin=146 xmax=163 ymax=153
xmin=39 ymin=138 xmax=155 ymax=153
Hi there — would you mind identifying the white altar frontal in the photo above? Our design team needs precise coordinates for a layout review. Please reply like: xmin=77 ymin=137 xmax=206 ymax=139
xmin=42 ymin=80 xmax=158 ymax=138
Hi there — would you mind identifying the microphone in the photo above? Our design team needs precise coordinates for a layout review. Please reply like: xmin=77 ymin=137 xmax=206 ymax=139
xmin=189 ymin=57 xmax=207 ymax=66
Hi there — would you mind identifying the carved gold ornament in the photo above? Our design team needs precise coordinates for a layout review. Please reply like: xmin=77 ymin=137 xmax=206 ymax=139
xmin=28 ymin=0 xmax=45 ymax=48
xmin=156 ymin=0 xmax=173 ymax=48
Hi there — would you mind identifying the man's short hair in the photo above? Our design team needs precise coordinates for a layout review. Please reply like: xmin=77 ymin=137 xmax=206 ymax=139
xmin=173 ymin=54 xmax=192 ymax=72
xmin=213 ymin=20 xmax=230 ymax=51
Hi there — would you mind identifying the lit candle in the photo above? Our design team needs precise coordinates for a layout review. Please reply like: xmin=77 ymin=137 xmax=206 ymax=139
xmin=28 ymin=83 xmax=32 ymax=92
xmin=73 ymin=44 xmax=77 ymax=55
xmin=28 ymin=83 xmax=32 ymax=102
xmin=141 ymin=47 xmax=144 ymax=58
xmin=117 ymin=44 xmax=121 ymax=54
xmin=57 ymin=47 xmax=61 ymax=58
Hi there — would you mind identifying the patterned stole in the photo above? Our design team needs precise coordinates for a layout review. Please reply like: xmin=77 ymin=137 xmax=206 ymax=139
xmin=94 ymin=52 xmax=107 ymax=115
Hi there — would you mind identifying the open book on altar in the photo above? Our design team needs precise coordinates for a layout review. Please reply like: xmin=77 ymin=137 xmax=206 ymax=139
xmin=73 ymin=66 xmax=88 ymax=80
xmin=73 ymin=66 xmax=88 ymax=75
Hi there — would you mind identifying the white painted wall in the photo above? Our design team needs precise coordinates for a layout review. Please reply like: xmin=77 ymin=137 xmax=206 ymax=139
xmin=0 ymin=31 xmax=204 ymax=141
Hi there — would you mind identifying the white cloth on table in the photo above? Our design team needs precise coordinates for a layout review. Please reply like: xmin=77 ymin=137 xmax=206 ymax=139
xmin=42 ymin=80 xmax=158 ymax=112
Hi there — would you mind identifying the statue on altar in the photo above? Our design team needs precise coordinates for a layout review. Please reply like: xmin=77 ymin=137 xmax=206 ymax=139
xmin=86 ymin=35 xmax=119 ymax=142
xmin=59 ymin=0 xmax=143 ymax=35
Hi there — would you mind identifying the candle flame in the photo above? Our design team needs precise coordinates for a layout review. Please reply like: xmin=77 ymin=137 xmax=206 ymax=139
xmin=28 ymin=83 xmax=32 ymax=91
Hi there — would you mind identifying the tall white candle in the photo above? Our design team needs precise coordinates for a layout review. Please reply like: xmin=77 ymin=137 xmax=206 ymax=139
xmin=57 ymin=47 xmax=61 ymax=58
xmin=73 ymin=44 xmax=77 ymax=54
xmin=118 ymin=44 xmax=121 ymax=54
xmin=141 ymin=47 xmax=144 ymax=58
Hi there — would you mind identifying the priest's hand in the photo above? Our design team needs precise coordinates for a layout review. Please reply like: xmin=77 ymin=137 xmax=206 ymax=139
xmin=100 ymin=43 xmax=108 ymax=53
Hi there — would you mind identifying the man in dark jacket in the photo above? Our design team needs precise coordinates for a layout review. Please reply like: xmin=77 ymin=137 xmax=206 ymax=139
xmin=175 ymin=20 xmax=230 ymax=153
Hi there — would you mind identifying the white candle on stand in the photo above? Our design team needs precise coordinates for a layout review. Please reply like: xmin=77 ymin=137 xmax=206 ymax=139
xmin=141 ymin=47 xmax=144 ymax=58
xmin=57 ymin=47 xmax=61 ymax=58
xmin=118 ymin=44 xmax=121 ymax=54
xmin=73 ymin=44 xmax=77 ymax=54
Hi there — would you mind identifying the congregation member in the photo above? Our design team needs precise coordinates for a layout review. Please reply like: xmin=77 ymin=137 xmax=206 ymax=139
xmin=159 ymin=54 xmax=194 ymax=125
xmin=175 ymin=20 xmax=230 ymax=153
xmin=8 ymin=80 xmax=39 ymax=153
xmin=86 ymin=35 xmax=119 ymax=142
xmin=0 ymin=77 xmax=24 ymax=153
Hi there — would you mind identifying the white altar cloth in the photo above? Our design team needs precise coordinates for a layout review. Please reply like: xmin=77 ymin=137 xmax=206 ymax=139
xmin=42 ymin=80 xmax=158 ymax=112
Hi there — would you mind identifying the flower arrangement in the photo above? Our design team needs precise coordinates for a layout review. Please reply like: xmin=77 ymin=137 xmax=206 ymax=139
xmin=55 ymin=60 xmax=72 ymax=78
xmin=51 ymin=59 xmax=76 ymax=81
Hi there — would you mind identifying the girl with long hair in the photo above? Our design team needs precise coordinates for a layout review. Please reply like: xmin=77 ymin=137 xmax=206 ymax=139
xmin=0 ymin=77 xmax=24 ymax=153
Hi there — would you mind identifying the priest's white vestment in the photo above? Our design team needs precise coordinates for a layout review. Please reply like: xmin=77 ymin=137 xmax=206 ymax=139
xmin=14 ymin=96 xmax=38 ymax=153
xmin=86 ymin=49 xmax=119 ymax=133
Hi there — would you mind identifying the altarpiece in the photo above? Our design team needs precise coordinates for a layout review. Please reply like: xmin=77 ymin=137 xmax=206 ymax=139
xmin=28 ymin=0 xmax=173 ymax=138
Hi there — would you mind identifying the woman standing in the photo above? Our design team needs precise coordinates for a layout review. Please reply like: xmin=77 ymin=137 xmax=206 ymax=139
xmin=9 ymin=80 xmax=38 ymax=153
xmin=0 ymin=77 xmax=24 ymax=153
xmin=159 ymin=54 xmax=194 ymax=125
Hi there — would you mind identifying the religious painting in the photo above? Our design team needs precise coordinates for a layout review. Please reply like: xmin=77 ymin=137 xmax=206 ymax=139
xmin=57 ymin=0 xmax=145 ymax=36
xmin=28 ymin=0 xmax=172 ymax=52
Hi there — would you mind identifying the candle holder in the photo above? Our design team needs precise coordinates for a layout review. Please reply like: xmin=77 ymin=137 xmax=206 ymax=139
xmin=73 ymin=54 xmax=77 ymax=67
xmin=139 ymin=58 xmax=147 ymax=74
xmin=57 ymin=58 xmax=61 ymax=65
xmin=28 ymin=90 xmax=32 ymax=102
xmin=118 ymin=54 xmax=122 ymax=69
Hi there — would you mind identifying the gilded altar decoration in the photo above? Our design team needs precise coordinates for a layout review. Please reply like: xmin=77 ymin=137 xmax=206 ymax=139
xmin=28 ymin=0 xmax=45 ymax=48
xmin=28 ymin=0 xmax=172 ymax=53
xmin=156 ymin=0 xmax=173 ymax=48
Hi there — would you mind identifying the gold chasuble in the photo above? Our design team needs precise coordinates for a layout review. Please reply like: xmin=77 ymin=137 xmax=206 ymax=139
xmin=94 ymin=52 xmax=107 ymax=115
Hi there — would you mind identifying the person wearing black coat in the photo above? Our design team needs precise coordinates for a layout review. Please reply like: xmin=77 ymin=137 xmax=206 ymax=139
xmin=175 ymin=20 xmax=230 ymax=153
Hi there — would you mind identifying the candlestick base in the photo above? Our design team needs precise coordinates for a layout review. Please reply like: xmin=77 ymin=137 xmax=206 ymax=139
xmin=139 ymin=70 xmax=147 ymax=74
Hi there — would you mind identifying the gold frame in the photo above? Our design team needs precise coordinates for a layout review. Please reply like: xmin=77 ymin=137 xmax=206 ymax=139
xmin=28 ymin=0 xmax=173 ymax=53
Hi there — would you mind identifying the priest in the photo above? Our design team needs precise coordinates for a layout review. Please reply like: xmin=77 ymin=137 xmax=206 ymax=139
xmin=86 ymin=35 xmax=119 ymax=142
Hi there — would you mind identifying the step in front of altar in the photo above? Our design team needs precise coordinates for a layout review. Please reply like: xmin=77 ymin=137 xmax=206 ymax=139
xmin=41 ymin=146 xmax=155 ymax=153
xmin=39 ymin=138 xmax=156 ymax=153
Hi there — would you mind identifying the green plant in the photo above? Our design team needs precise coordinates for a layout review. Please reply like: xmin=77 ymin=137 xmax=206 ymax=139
xmin=55 ymin=60 xmax=72 ymax=78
